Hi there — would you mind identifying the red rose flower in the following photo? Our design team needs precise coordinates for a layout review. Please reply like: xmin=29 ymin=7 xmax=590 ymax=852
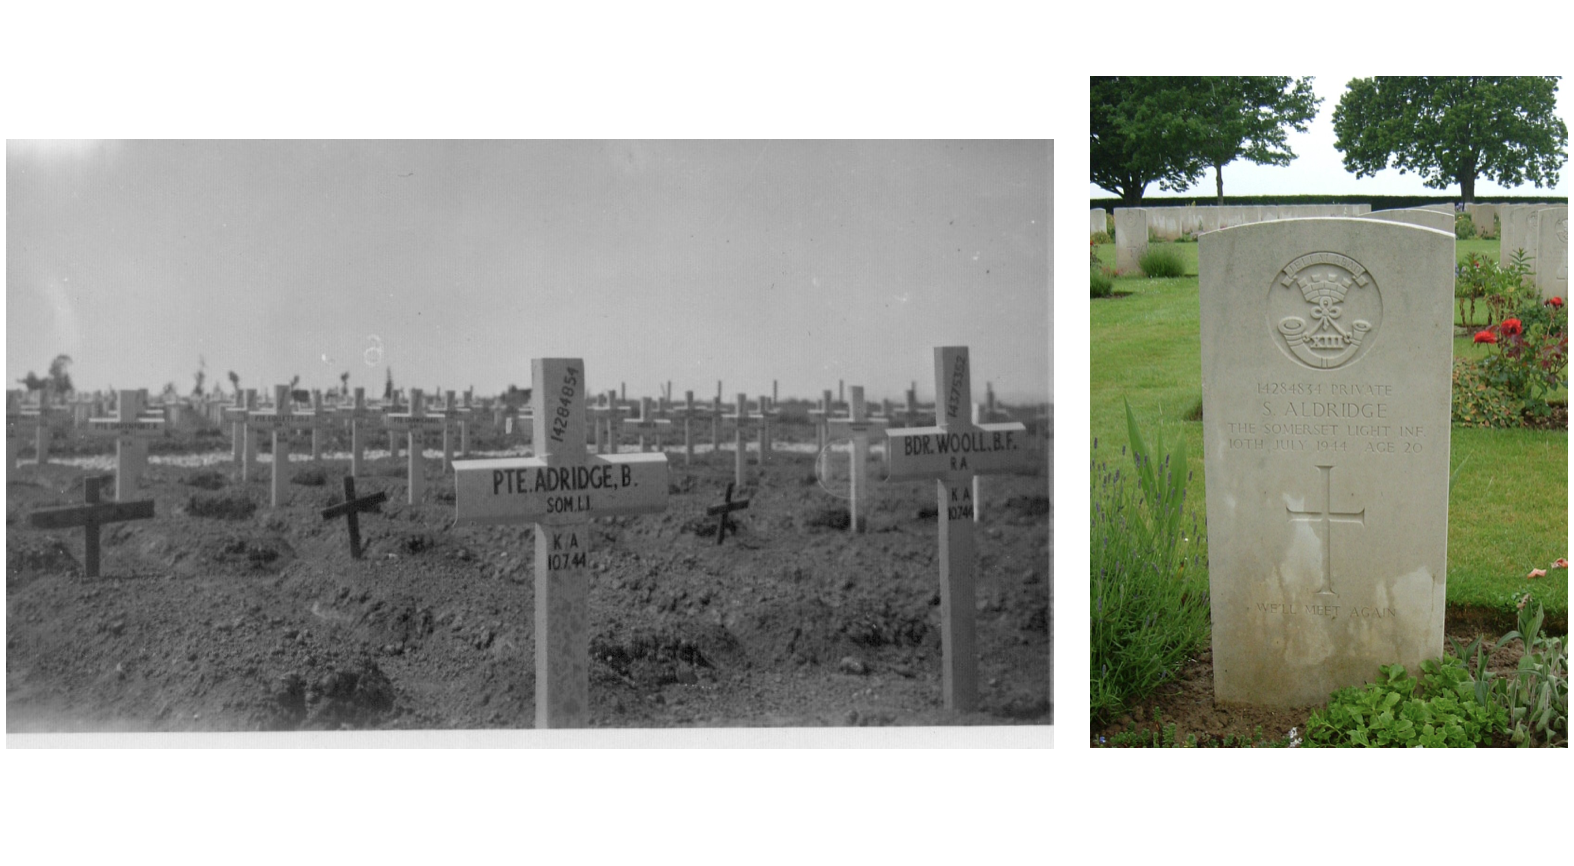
xmin=1474 ymin=330 xmax=1497 ymax=344
xmin=1500 ymin=318 xmax=1524 ymax=337
xmin=1549 ymin=296 xmax=1565 ymax=308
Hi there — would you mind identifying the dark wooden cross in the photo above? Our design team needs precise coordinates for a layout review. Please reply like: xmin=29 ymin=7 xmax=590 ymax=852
xmin=29 ymin=475 xmax=155 ymax=578
xmin=321 ymin=475 xmax=387 ymax=559
xmin=706 ymin=482 xmax=751 ymax=545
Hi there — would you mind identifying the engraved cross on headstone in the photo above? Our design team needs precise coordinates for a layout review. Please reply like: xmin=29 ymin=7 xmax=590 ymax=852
xmin=1286 ymin=463 xmax=1365 ymax=596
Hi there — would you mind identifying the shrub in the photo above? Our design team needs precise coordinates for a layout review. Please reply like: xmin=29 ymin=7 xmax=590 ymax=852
xmin=1090 ymin=230 xmax=1112 ymax=244
xmin=1091 ymin=267 xmax=1114 ymax=298
xmin=1474 ymin=292 xmax=1569 ymax=422
xmin=1138 ymin=246 xmax=1186 ymax=278
xmin=1455 ymin=250 xmax=1532 ymax=326
xmin=1451 ymin=358 xmax=1522 ymax=428
xmin=1106 ymin=212 xmax=1115 ymax=236
xmin=1090 ymin=401 xmax=1209 ymax=722
xmin=1455 ymin=213 xmax=1477 ymax=240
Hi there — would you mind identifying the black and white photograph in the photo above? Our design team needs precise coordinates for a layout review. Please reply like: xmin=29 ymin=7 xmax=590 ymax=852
xmin=6 ymin=140 xmax=1052 ymax=736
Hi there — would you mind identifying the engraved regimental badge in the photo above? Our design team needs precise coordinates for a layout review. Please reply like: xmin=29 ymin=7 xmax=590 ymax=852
xmin=1269 ymin=252 xmax=1383 ymax=370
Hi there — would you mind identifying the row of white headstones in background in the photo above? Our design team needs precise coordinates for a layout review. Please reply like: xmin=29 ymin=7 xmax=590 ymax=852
xmin=11 ymin=347 xmax=1043 ymax=728
xmin=1105 ymin=204 xmax=1570 ymax=300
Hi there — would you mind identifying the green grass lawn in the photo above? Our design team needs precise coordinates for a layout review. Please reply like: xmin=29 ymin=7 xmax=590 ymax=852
xmin=1091 ymin=242 xmax=1567 ymax=620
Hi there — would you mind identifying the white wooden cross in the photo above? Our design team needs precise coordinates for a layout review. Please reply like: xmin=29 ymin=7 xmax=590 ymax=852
xmin=224 ymin=389 xmax=260 ymax=481
xmin=667 ymin=390 xmax=706 ymax=466
xmin=249 ymin=385 xmax=320 ymax=508
xmin=825 ymin=386 xmax=887 ymax=533
xmin=433 ymin=390 xmax=475 ymax=472
xmin=453 ymin=358 xmax=669 ymax=728
xmin=339 ymin=387 xmax=379 ymax=477
xmin=807 ymin=389 xmax=834 ymax=455
xmin=627 ymin=396 xmax=672 ymax=453
xmin=723 ymin=393 xmax=761 ymax=489
xmin=7 ymin=389 xmax=38 ymax=473
xmin=383 ymin=387 xmax=445 ymax=504
xmin=757 ymin=395 xmax=779 ymax=465
xmin=885 ymin=346 xmax=1036 ymax=712
xmin=709 ymin=394 xmax=724 ymax=453
xmin=602 ymin=390 xmax=627 ymax=454
xmin=20 ymin=388 xmax=70 ymax=465
xmin=83 ymin=390 xmax=168 ymax=501
xmin=307 ymin=391 xmax=334 ymax=462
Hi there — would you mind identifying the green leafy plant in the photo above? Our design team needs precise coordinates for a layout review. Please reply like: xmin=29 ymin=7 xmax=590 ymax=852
xmin=1303 ymin=658 xmax=1508 ymax=747
xmin=1090 ymin=230 xmax=1112 ymax=244
xmin=1500 ymin=600 xmax=1568 ymax=747
xmin=1451 ymin=357 xmax=1522 ymax=428
xmin=1138 ymin=246 xmax=1186 ymax=278
xmin=1455 ymin=212 xmax=1477 ymax=240
xmin=1455 ymin=250 xmax=1533 ymax=326
xmin=1090 ymin=401 xmax=1209 ymax=722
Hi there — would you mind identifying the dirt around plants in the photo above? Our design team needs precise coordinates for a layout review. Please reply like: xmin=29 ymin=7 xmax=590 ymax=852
xmin=7 ymin=416 xmax=1051 ymax=733
xmin=1093 ymin=619 xmax=1542 ymax=747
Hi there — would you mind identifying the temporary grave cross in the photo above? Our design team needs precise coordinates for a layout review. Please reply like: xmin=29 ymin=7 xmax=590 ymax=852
xmin=340 ymin=388 xmax=378 ymax=476
xmin=825 ymin=386 xmax=887 ymax=533
xmin=433 ymin=390 xmax=475 ymax=472
xmin=668 ymin=391 xmax=705 ymax=465
xmin=224 ymin=389 xmax=261 ymax=481
xmin=249 ymin=386 xmax=320 ymax=508
xmin=758 ymin=395 xmax=779 ymax=464
xmin=308 ymin=391 xmax=334 ymax=461
xmin=84 ymin=390 xmax=169 ymax=501
xmin=20 ymin=388 xmax=71 ymax=465
xmin=723 ymin=393 xmax=760 ymax=488
xmin=30 ymin=475 xmax=155 ymax=579
xmin=628 ymin=397 xmax=672 ymax=452
xmin=453 ymin=359 xmax=669 ymax=728
xmin=8 ymin=390 xmax=39 ymax=473
xmin=807 ymin=389 xmax=834 ymax=455
xmin=321 ymin=475 xmax=388 ymax=559
xmin=706 ymin=482 xmax=750 ymax=545
xmin=885 ymin=347 xmax=1036 ymax=712
xmin=383 ymin=388 xmax=446 ymax=504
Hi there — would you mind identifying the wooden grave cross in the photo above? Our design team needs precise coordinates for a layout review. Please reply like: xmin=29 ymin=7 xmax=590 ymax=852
xmin=602 ymin=390 xmax=627 ymax=454
xmin=338 ymin=387 xmax=379 ymax=477
xmin=383 ymin=388 xmax=445 ymax=504
xmin=20 ymin=387 xmax=71 ymax=465
xmin=885 ymin=346 xmax=1035 ymax=712
xmin=249 ymin=385 xmax=320 ymax=508
xmin=306 ymin=390 xmax=334 ymax=461
xmin=807 ymin=389 xmax=834 ymax=455
xmin=321 ymin=475 xmax=388 ymax=559
xmin=453 ymin=358 xmax=669 ymax=728
xmin=723 ymin=393 xmax=761 ymax=489
xmin=757 ymin=395 xmax=779 ymax=465
xmin=627 ymin=396 xmax=672 ymax=452
xmin=706 ymin=482 xmax=751 ymax=545
xmin=83 ymin=390 xmax=169 ymax=501
xmin=433 ymin=390 xmax=476 ymax=472
xmin=825 ymin=386 xmax=887 ymax=533
xmin=7 ymin=389 xmax=40 ymax=473
xmin=667 ymin=390 xmax=706 ymax=465
xmin=29 ymin=475 xmax=155 ymax=579
xmin=223 ymin=389 xmax=261 ymax=481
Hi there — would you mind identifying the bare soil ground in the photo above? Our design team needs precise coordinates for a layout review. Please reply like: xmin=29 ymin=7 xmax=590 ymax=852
xmin=7 ymin=417 xmax=1051 ymax=732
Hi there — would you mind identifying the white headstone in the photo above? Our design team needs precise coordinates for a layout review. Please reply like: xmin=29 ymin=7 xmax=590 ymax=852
xmin=1114 ymin=208 xmax=1148 ymax=275
xmin=1199 ymin=217 xmax=1454 ymax=706
xmin=1530 ymin=206 xmax=1568 ymax=300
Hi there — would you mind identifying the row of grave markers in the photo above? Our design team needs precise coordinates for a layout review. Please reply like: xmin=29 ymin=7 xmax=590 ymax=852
xmin=17 ymin=346 xmax=1041 ymax=728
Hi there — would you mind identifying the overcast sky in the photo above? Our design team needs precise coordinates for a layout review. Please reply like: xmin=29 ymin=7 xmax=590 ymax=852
xmin=8 ymin=140 xmax=1050 ymax=406
xmin=1091 ymin=74 xmax=1571 ymax=200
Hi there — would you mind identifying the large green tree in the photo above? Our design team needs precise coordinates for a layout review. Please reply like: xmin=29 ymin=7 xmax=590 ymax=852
xmin=1090 ymin=77 xmax=1206 ymax=206
xmin=1333 ymin=76 xmax=1567 ymax=202
xmin=1185 ymin=76 xmax=1322 ymax=205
